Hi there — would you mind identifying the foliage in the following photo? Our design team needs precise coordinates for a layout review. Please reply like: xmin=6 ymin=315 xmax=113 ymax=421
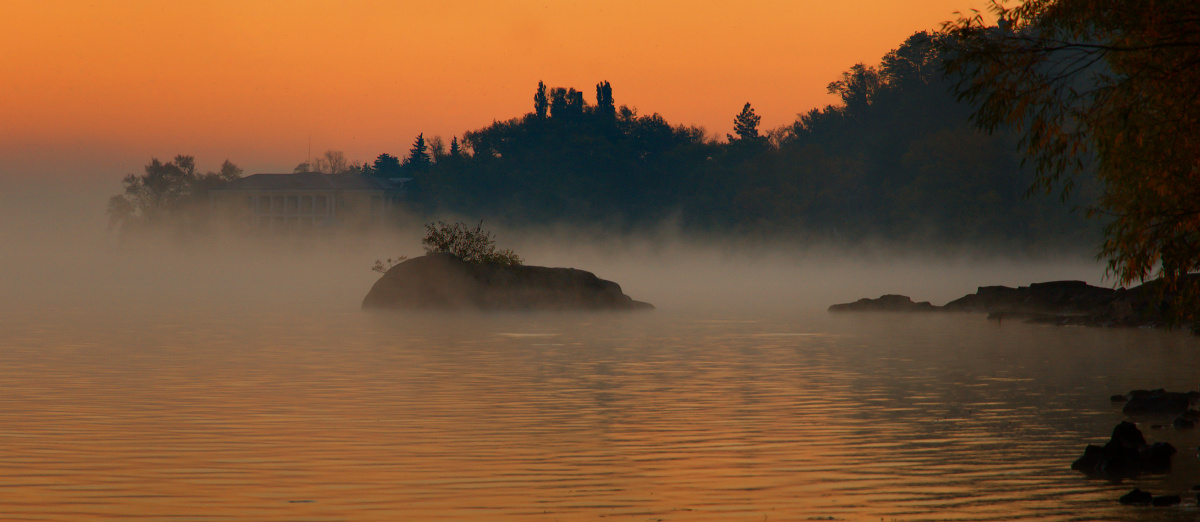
xmin=534 ymin=81 xmax=549 ymax=118
xmin=371 ymin=255 xmax=409 ymax=274
xmin=728 ymin=102 xmax=762 ymax=142
xmin=942 ymin=0 xmax=1200 ymax=315
xmin=400 ymin=39 xmax=1091 ymax=245
xmin=371 ymin=153 xmax=403 ymax=177
xmin=107 ymin=155 xmax=242 ymax=231
xmin=312 ymin=150 xmax=349 ymax=174
xmin=406 ymin=133 xmax=431 ymax=173
xmin=422 ymin=221 xmax=522 ymax=265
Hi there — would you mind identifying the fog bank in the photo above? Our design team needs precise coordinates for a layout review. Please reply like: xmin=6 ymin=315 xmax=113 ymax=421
xmin=1 ymin=183 xmax=1107 ymax=322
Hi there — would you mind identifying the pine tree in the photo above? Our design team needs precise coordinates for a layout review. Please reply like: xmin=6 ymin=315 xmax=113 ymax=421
xmin=406 ymin=133 xmax=431 ymax=172
xmin=728 ymin=102 xmax=762 ymax=142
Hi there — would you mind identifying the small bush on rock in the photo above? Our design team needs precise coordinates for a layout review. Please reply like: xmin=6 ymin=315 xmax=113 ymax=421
xmin=422 ymin=221 xmax=522 ymax=265
xmin=371 ymin=256 xmax=409 ymax=274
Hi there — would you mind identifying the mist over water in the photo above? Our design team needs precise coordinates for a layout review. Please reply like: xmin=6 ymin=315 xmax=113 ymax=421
xmin=3 ymin=184 xmax=1197 ymax=521
xmin=3 ymin=183 xmax=1109 ymax=319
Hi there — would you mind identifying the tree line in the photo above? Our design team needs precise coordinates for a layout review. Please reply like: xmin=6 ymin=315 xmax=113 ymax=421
xmin=378 ymin=31 xmax=1097 ymax=246
xmin=110 ymin=30 xmax=1099 ymax=249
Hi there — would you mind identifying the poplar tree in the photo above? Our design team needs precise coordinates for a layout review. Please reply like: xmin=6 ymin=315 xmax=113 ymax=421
xmin=534 ymin=81 xmax=549 ymax=118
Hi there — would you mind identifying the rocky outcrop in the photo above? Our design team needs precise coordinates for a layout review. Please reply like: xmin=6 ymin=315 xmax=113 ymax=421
xmin=828 ymin=275 xmax=1199 ymax=332
xmin=943 ymin=281 xmax=1118 ymax=315
xmin=362 ymin=253 xmax=653 ymax=311
xmin=1071 ymin=421 xmax=1175 ymax=479
xmin=1117 ymin=389 xmax=1200 ymax=416
xmin=828 ymin=294 xmax=936 ymax=312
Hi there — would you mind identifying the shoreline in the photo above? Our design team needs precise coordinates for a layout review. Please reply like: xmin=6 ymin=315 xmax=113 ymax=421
xmin=829 ymin=277 xmax=1200 ymax=334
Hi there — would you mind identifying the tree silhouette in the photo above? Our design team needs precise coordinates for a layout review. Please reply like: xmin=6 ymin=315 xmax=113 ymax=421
xmin=595 ymin=80 xmax=615 ymax=119
xmin=728 ymin=102 xmax=762 ymax=141
xmin=534 ymin=81 xmax=549 ymax=118
xmin=106 ymin=155 xmax=241 ymax=232
xmin=312 ymin=150 xmax=348 ymax=174
xmin=550 ymin=87 xmax=585 ymax=120
xmin=372 ymin=153 xmax=402 ymax=177
xmin=944 ymin=0 xmax=1200 ymax=316
xmin=406 ymin=133 xmax=431 ymax=172
xmin=549 ymin=87 xmax=568 ymax=118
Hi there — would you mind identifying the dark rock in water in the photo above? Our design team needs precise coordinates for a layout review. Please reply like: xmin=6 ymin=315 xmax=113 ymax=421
xmin=362 ymin=253 xmax=653 ymax=311
xmin=1122 ymin=389 xmax=1196 ymax=416
xmin=1073 ymin=422 xmax=1174 ymax=479
xmin=1072 ymin=444 xmax=1106 ymax=472
xmin=1119 ymin=488 xmax=1153 ymax=505
xmin=1151 ymin=495 xmax=1181 ymax=506
xmin=1110 ymin=420 xmax=1147 ymax=448
xmin=827 ymin=294 xmax=936 ymax=312
xmin=1141 ymin=442 xmax=1176 ymax=473
xmin=1110 ymin=394 xmax=1128 ymax=402
xmin=1174 ymin=417 xmax=1196 ymax=429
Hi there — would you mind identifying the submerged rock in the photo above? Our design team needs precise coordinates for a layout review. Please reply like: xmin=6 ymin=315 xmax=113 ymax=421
xmin=362 ymin=253 xmax=653 ymax=311
xmin=1119 ymin=488 xmax=1153 ymax=505
xmin=1151 ymin=494 xmax=1181 ymax=506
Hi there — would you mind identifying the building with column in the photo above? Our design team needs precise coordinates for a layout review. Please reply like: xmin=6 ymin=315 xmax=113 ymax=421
xmin=210 ymin=172 xmax=409 ymax=232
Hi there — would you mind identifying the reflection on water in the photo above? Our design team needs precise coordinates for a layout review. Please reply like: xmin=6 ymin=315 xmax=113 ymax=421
xmin=1 ymin=305 xmax=1198 ymax=521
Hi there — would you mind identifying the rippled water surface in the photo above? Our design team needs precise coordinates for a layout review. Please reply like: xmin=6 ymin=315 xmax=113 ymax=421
xmin=0 ymin=189 xmax=1197 ymax=521
xmin=3 ymin=297 xmax=1199 ymax=521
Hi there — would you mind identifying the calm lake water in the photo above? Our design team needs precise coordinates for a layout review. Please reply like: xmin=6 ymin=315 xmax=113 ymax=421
xmin=2 ymin=292 xmax=1198 ymax=521
xmin=0 ymin=187 xmax=1197 ymax=520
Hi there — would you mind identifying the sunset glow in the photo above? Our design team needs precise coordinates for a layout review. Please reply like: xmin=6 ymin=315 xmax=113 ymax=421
xmin=2 ymin=1 xmax=987 ymax=181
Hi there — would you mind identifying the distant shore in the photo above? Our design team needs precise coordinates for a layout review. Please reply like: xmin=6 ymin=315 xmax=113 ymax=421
xmin=829 ymin=277 xmax=1200 ymax=334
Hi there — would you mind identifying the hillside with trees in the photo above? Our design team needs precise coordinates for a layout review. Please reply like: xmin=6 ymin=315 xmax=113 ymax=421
xmin=108 ymin=30 xmax=1102 ymax=251
xmin=380 ymin=31 xmax=1098 ymax=247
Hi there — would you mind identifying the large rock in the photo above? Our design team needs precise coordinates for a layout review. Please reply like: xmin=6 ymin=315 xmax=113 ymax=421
xmin=828 ymin=294 xmax=936 ymax=312
xmin=362 ymin=253 xmax=653 ymax=311
xmin=1119 ymin=389 xmax=1200 ymax=416
xmin=943 ymin=280 xmax=1118 ymax=315
xmin=1071 ymin=421 xmax=1175 ymax=479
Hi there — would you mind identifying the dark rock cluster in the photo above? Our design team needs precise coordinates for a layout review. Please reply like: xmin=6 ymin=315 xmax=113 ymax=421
xmin=1071 ymin=421 xmax=1175 ymax=479
xmin=1075 ymin=390 xmax=1200 ymax=506
xmin=1114 ymin=388 xmax=1200 ymax=413
xmin=828 ymin=275 xmax=1199 ymax=331
xmin=1112 ymin=389 xmax=1200 ymax=428
xmin=362 ymin=253 xmax=653 ymax=311
xmin=942 ymin=280 xmax=1117 ymax=315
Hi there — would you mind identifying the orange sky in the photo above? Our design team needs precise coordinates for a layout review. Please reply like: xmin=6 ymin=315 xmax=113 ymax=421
xmin=1 ymin=0 xmax=988 ymax=183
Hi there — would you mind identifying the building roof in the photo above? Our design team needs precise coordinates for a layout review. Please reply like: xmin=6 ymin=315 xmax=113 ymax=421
xmin=215 ymin=172 xmax=390 ymax=191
